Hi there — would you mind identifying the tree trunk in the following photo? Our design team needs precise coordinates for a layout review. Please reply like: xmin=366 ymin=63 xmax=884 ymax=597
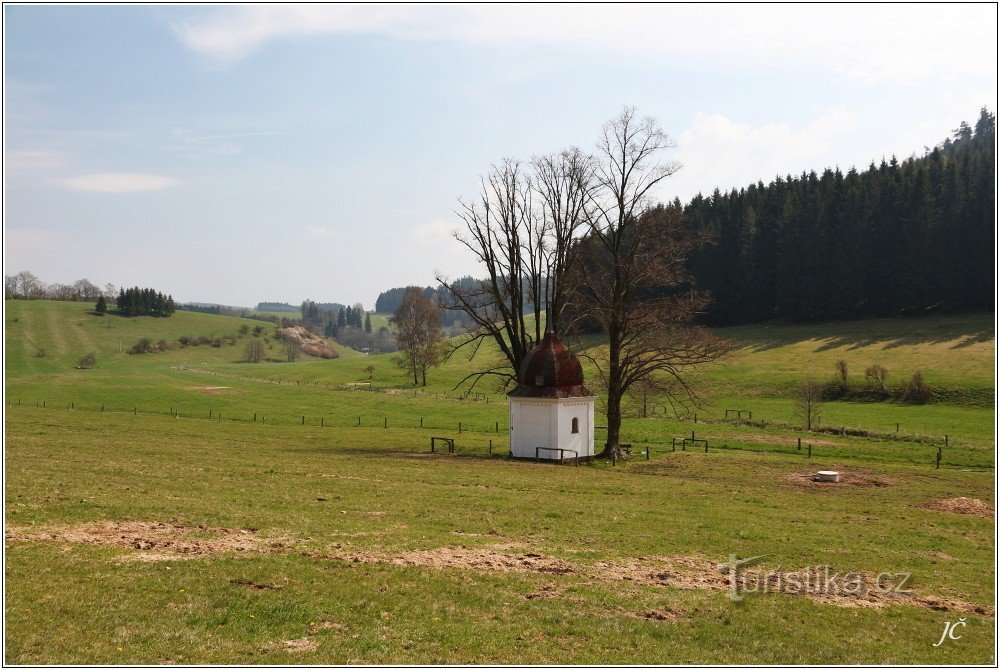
xmin=421 ymin=364 xmax=427 ymax=386
xmin=601 ymin=333 xmax=624 ymax=458
xmin=411 ymin=353 xmax=418 ymax=386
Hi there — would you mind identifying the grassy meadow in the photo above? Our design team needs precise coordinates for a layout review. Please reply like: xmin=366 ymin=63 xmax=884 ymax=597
xmin=3 ymin=300 xmax=996 ymax=663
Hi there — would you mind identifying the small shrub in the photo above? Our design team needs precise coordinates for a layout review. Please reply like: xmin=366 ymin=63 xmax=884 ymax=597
xmin=834 ymin=359 xmax=848 ymax=387
xmin=239 ymin=324 xmax=249 ymax=335
xmin=34 ymin=347 xmax=46 ymax=358
xmin=77 ymin=352 xmax=96 ymax=369
xmin=179 ymin=335 xmax=193 ymax=346
xmin=156 ymin=339 xmax=171 ymax=352
xmin=898 ymin=370 xmax=933 ymax=404
xmin=252 ymin=325 xmax=265 ymax=337
xmin=128 ymin=338 xmax=153 ymax=355
xmin=210 ymin=338 xmax=222 ymax=348
xmin=864 ymin=364 xmax=889 ymax=394
xmin=244 ymin=339 xmax=264 ymax=363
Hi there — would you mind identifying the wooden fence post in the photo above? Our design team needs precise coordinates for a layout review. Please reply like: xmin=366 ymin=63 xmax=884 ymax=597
xmin=808 ymin=443 xmax=812 ymax=458
xmin=489 ymin=440 xmax=493 ymax=455
xmin=301 ymin=415 xmax=305 ymax=425
xmin=936 ymin=447 xmax=942 ymax=469
xmin=797 ymin=437 xmax=801 ymax=451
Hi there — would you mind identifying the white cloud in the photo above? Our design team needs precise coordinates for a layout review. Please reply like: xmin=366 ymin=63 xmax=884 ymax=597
xmin=57 ymin=172 xmax=179 ymax=193
xmin=668 ymin=106 xmax=861 ymax=200
xmin=172 ymin=5 xmax=996 ymax=83
xmin=6 ymin=150 xmax=64 ymax=170
xmin=411 ymin=219 xmax=456 ymax=244
xmin=306 ymin=226 xmax=333 ymax=239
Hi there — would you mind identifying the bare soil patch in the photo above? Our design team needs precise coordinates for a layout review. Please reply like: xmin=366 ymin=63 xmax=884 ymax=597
xmin=264 ymin=637 xmax=318 ymax=654
xmin=786 ymin=467 xmax=893 ymax=488
xmin=184 ymin=386 xmax=242 ymax=395
xmin=5 ymin=521 xmax=293 ymax=560
xmin=922 ymin=497 xmax=994 ymax=518
xmin=9 ymin=521 xmax=989 ymax=615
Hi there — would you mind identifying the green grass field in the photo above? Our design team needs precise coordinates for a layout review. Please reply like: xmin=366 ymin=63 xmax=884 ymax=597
xmin=3 ymin=300 xmax=996 ymax=663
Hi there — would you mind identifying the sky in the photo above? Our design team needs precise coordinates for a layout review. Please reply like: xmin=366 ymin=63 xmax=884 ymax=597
xmin=4 ymin=4 xmax=997 ymax=308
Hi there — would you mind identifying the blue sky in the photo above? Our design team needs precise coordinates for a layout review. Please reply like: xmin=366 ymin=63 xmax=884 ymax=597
xmin=4 ymin=4 xmax=996 ymax=307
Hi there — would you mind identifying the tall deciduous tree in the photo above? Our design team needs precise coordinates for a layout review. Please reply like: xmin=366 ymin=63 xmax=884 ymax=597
xmin=439 ymin=151 xmax=591 ymax=391
xmin=568 ymin=107 xmax=731 ymax=457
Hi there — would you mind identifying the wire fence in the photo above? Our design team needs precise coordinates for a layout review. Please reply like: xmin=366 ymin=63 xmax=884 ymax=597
xmin=5 ymin=397 xmax=989 ymax=471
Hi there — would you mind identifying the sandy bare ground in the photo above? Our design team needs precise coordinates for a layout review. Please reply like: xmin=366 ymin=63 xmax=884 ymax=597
xmin=921 ymin=497 xmax=994 ymax=518
xmin=6 ymin=520 xmax=991 ymax=616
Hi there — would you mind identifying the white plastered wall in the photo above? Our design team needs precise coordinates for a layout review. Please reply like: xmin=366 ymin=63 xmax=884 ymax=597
xmin=509 ymin=397 xmax=595 ymax=460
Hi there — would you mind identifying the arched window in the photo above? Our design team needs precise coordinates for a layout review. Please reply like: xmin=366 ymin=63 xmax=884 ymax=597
xmin=571 ymin=417 xmax=579 ymax=434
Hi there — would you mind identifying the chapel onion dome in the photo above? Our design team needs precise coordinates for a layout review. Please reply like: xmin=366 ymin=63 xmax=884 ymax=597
xmin=508 ymin=330 xmax=592 ymax=398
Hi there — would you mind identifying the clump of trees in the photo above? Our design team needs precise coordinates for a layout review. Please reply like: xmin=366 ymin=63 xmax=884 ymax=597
xmin=116 ymin=287 xmax=175 ymax=317
xmin=391 ymin=287 xmax=446 ymax=385
xmin=5 ymin=272 xmax=115 ymax=302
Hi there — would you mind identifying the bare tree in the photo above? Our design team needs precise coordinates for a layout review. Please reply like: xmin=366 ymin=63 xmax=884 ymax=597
xmin=17 ymin=271 xmax=44 ymax=299
xmin=73 ymin=279 xmax=101 ymax=301
xmin=795 ymin=380 xmax=824 ymax=430
xmin=5 ymin=275 xmax=20 ymax=298
xmin=439 ymin=152 xmax=592 ymax=391
xmin=532 ymin=147 xmax=593 ymax=330
xmin=569 ymin=107 xmax=731 ymax=458
xmin=284 ymin=340 xmax=301 ymax=362
xmin=391 ymin=287 xmax=446 ymax=386
xmin=438 ymin=160 xmax=539 ymax=390
xmin=834 ymin=359 xmax=849 ymax=387
xmin=864 ymin=364 xmax=889 ymax=393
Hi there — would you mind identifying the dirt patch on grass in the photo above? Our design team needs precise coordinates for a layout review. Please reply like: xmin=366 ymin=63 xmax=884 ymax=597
xmin=184 ymin=386 xmax=242 ymax=395
xmin=264 ymin=637 xmax=318 ymax=654
xmin=318 ymin=546 xmax=576 ymax=576
xmin=231 ymin=578 xmax=281 ymax=590
xmin=5 ymin=521 xmax=293 ymax=560
xmin=922 ymin=497 xmax=994 ymax=518
xmin=9 ymin=521 xmax=990 ymax=616
xmin=786 ymin=467 xmax=893 ymax=488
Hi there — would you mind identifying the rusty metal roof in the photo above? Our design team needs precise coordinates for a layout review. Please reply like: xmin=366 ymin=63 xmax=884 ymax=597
xmin=508 ymin=331 xmax=592 ymax=398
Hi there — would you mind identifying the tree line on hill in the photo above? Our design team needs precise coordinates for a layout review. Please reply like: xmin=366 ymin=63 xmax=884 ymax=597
xmin=176 ymin=303 xmax=281 ymax=324
xmin=377 ymin=108 xmax=994 ymax=332
xmin=684 ymin=107 xmax=995 ymax=325
xmin=4 ymin=272 xmax=112 ymax=302
xmin=375 ymin=279 xmax=482 ymax=329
